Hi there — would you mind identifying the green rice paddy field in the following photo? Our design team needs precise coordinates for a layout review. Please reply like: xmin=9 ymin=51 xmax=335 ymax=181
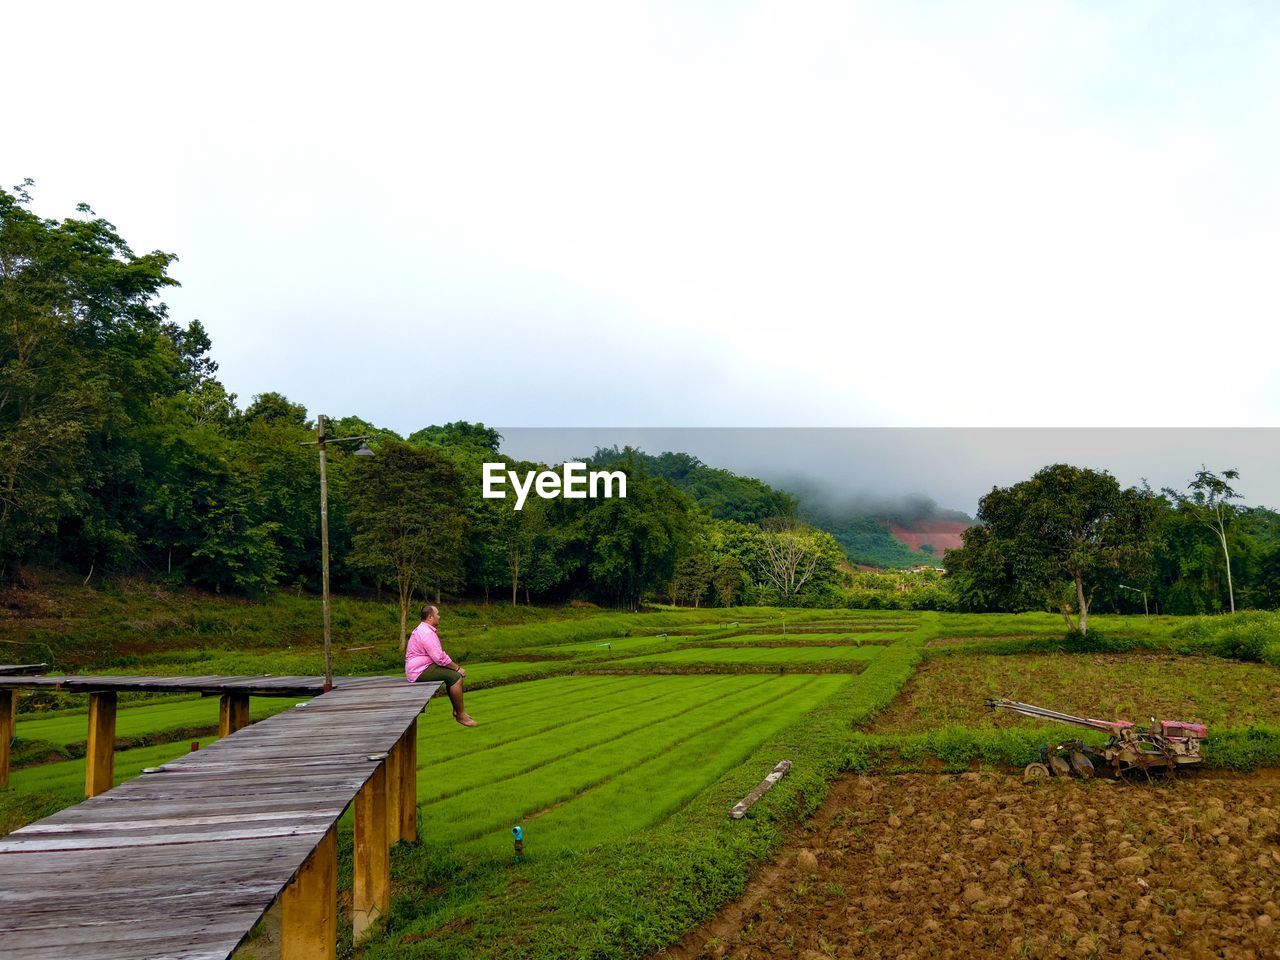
xmin=3 ymin=600 xmax=1278 ymax=959
xmin=610 ymin=645 xmax=882 ymax=667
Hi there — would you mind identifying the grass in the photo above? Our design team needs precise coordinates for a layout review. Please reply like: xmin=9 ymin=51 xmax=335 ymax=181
xmin=869 ymin=652 xmax=1280 ymax=734
xmin=9 ymin=695 xmax=297 ymax=767
xmin=704 ymin=632 xmax=904 ymax=645
xmin=420 ymin=674 xmax=849 ymax=857
xmin=610 ymin=646 xmax=883 ymax=669
xmin=530 ymin=634 xmax=699 ymax=655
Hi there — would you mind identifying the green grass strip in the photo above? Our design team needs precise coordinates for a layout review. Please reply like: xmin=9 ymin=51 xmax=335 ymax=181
xmin=463 ymin=676 xmax=850 ymax=858
xmin=424 ymin=677 xmax=822 ymax=845
xmin=612 ymin=645 xmax=883 ymax=667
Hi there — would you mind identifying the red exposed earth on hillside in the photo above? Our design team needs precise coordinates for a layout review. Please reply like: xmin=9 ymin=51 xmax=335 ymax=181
xmin=889 ymin=519 xmax=970 ymax=554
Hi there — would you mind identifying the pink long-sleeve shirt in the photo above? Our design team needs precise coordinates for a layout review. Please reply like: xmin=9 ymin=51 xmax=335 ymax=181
xmin=405 ymin=622 xmax=453 ymax=682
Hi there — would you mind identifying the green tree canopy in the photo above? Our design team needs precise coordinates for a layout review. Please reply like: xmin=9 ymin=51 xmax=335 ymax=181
xmin=1 ymin=181 xmax=181 ymax=578
xmin=590 ymin=447 xmax=796 ymax=525
xmin=1163 ymin=468 xmax=1243 ymax=613
xmin=946 ymin=464 xmax=1159 ymax=634
xmin=348 ymin=440 xmax=466 ymax=645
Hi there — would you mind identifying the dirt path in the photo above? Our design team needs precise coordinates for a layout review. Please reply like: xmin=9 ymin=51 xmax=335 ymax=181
xmin=658 ymin=771 xmax=1280 ymax=960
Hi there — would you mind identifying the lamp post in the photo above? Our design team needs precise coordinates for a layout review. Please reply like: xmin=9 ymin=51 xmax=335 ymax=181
xmin=302 ymin=415 xmax=374 ymax=689
xmin=1118 ymin=584 xmax=1148 ymax=617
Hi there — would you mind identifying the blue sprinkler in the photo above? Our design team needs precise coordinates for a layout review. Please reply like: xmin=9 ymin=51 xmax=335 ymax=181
xmin=512 ymin=824 xmax=524 ymax=863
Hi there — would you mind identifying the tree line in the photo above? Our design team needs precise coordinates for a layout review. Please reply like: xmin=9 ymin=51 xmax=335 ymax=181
xmin=943 ymin=464 xmax=1280 ymax=628
xmin=0 ymin=183 xmax=846 ymax=628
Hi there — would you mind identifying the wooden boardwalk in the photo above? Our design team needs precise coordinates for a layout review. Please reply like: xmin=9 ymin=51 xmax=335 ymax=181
xmin=0 ymin=673 xmax=388 ymax=794
xmin=0 ymin=675 xmax=439 ymax=959
xmin=0 ymin=673 xmax=356 ymax=695
xmin=0 ymin=663 xmax=48 ymax=675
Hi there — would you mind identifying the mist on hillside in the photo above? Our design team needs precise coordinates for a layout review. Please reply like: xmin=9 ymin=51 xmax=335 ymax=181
xmin=780 ymin=481 xmax=972 ymax=526
xmin=499 ymin=428 xmax=1280 ymax=515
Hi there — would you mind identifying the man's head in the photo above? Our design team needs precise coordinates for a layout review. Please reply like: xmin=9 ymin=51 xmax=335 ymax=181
xmin=420 ymin=604 xmax=440 ymax=627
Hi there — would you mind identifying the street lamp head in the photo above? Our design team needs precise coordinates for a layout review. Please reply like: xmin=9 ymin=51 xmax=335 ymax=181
xmin=354 ymin=442 xmax=375 ymax=457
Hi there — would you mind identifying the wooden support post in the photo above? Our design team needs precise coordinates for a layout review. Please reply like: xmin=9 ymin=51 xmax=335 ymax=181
xmin=218 ymin=691 xmax=250 ymax=737
xmin=282 ymin=824 xmax=338 ymax=960
xmin=85 ymin=691 xmax=117 ymax=797
xmin=399 ymin=719 xmax=418 ymax=842
xmin=353 ymin=761 xmax=390 ymax=942
xmin=386 ymin=733 xmax=403 ymax=845
xmin=0 ymin=690 xmax=15 ymax=790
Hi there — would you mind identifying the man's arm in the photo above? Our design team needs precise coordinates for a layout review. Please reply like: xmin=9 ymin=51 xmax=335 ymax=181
xmin=432 ymin=633 xmax=465 ymax=676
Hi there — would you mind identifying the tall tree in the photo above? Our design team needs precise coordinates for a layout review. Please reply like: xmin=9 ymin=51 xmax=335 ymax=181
xmin=759 ymin=518 xmax=821 ymax=603
xmin=711 ymin=554 xmax=745 ymax=607
xmin=756 ymin=517 xmax=844 ymax=606
xmin=573 ymin=456 xmax=696 ymax=610
xmin=965 ymin=464 xmax=1159 ymax=634
xmin=348 ymin=441 xmax=466 ymax=646
xmin=1164 ymin=468 xmax=1242 ymax=613
xmin=137 ymin=384 xmax=281 ymax=593
xmin=501 ymin=495 xmax=548 ymax=605
xmin=944 ymin=523 xmax=1035 ymax=613
xmin=671 ymin=553 xmax=713 ymax=606
xmin=0 ymin=182 xmax=179 ymax=578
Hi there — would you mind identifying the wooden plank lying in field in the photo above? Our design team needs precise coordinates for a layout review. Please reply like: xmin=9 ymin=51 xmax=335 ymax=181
xmin=0 ymin=673 xmax=375 ymax=696
xmin=729 ymin=759 xmax=792 ymax=819
xmin=0 ymin=676 xmax=440 ymax=959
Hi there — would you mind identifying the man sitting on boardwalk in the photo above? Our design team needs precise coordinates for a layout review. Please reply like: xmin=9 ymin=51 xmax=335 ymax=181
xmin=406 ymin=604 xmax=478 ymax=726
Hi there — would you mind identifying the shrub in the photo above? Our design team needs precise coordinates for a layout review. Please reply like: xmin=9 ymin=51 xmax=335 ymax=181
xmin=1171 ymin=611 xmax=1280 ymax=665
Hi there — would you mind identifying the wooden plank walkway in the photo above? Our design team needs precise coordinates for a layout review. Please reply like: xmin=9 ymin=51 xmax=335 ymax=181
xmin=0 ymin=676 xmax=439 ymax=959
xmin=0 ymin=663 xmax=48 ymax=676
xmin=0 ymin=673 xmax=362 ymax=696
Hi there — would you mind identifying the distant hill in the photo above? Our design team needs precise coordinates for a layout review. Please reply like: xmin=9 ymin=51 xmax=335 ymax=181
xmin=792 ymin=490 xmax=973 ymax=569
xmin=588 ymin=447 xmax=798 ymax=525
xmin=584 ymin=446 xmax=974 ymax=568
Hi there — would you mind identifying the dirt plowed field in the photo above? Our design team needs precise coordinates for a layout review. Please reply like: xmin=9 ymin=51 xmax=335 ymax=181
xmin=664 ymin=772 xmax=1280 ymax=960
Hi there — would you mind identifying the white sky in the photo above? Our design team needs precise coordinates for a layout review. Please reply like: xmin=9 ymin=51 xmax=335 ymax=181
xmin=6 ymin=1 xmax=1280 ymax=431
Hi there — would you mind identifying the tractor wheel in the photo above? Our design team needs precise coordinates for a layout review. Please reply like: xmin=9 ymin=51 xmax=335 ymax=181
xmin=1069 ymin=751 xmax=1095 ymax=778
xmin=1048 ymin=755 xmax=1072 ymax=778
xmin=1023 ymin=762 xmax=1050 ymax=783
